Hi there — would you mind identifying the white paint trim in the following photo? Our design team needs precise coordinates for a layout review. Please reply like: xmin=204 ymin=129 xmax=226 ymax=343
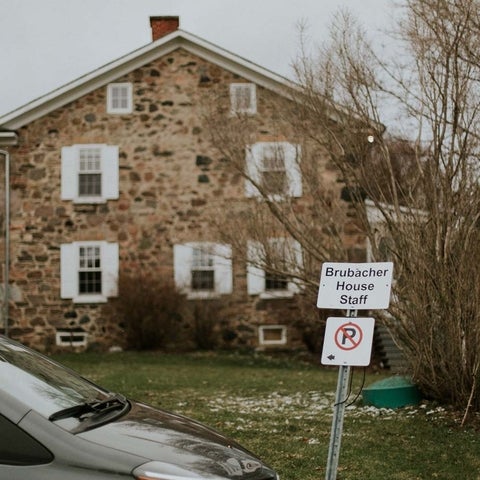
xmin=55 ymin=331 xmax=88 ymax=347
xmin=106 ymin=83 xmax=133 ymax=114
xmin=258 ymin=325 xmax=287 ymax=345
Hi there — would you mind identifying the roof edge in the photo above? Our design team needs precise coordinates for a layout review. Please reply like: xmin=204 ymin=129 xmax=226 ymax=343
xmin=0 ymin=30 xmax=296 ymax=130
xmin=0 ymin=131 xmax=18 ymax=146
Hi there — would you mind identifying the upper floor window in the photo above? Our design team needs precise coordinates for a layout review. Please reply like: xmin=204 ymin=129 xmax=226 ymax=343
xmin=61 ymin=144 xmax=119 ymax=204
xmin=78 ymin=147 xmax=102 ymax=197
xmin=60 ymin=241 xmax=118 ymax=304
xmin=174 ymin=242 xmax=232 ymax=299
xmin=245 ymin=142 xmax=302 ymax=199
xmin=260 ymin=144 xmax=288 ymax=196
xmin=230 ymin=83 xmax=256 ymax=115
xmin=107 ymin=83 xmax=133 ymax=114
xmin=247 ymin=238 xmax=303 ymax=298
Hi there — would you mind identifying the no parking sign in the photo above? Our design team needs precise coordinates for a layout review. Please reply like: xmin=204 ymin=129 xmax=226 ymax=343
xmin=321 ymin=317 xmax=375 ymax=366
xmin=318 ymin=262 xmax=394 ymax=480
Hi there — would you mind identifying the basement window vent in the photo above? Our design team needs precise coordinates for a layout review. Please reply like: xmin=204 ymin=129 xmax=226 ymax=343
xmin=55 ymin=329 xmax=88 ymax=347
xmin=258 ymin=325 xmax=287 ymax=346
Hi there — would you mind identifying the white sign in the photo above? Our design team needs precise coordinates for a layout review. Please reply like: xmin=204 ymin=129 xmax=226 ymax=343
xmin=321 ymin=317 xmax=375 ymax=366
xmin=316 ymin=262 xmax=393 ymax=310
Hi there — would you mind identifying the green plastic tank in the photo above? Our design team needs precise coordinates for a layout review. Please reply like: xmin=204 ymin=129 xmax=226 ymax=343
xmin=362 ymin=376 xmax=421 ymax=408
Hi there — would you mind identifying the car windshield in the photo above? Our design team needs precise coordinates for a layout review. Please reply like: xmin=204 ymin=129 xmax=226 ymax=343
xmin=0 ymin=336 xmax=109 ymax=419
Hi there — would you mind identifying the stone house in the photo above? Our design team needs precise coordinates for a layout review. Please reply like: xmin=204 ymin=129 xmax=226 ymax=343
xmin=0 ymin=16 xmax=361 ymax=352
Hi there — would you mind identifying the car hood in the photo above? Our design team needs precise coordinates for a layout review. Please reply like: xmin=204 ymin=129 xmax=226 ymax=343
xmin=77 ymin=401 xmax=276 ymax=480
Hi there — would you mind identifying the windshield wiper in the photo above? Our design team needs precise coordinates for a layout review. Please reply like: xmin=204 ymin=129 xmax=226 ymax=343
xmin=49 ymin=393 xmax=128 ymax=422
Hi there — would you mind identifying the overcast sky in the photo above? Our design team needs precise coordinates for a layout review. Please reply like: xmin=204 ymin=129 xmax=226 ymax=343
xmin=0 ymin=0 xmax=398 ymax=117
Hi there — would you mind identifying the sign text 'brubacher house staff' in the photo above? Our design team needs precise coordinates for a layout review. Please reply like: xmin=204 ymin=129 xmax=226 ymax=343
xmin=316 ymin=262 xmax=394 ymax=310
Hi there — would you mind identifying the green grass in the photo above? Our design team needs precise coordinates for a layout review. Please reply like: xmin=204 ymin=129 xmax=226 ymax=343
xmin=53 ymin=351 xmax=480 ymax=480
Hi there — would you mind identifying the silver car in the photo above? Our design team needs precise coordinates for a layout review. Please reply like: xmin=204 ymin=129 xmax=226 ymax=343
xmin=0 ymin=335 xmax=278 ymax=480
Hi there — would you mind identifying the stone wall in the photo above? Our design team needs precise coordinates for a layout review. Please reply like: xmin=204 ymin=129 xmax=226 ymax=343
xmin=0 ymin=47 xmax=363 ymax=352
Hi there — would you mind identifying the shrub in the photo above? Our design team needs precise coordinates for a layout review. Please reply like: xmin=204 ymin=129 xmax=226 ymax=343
xmin=190 ymin=300 xmax=222 ymax=350
xmin=292 ymin=294 xmax=327 ymax=354
xmin=109 ymin=273 xmax=185 ymax=350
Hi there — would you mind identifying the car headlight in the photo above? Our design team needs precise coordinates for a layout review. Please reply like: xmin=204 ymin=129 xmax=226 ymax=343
xmin=133 ymin=461 xmax=224 ymax=480
xmin=135 ymin=474 xmax=199 ymax=480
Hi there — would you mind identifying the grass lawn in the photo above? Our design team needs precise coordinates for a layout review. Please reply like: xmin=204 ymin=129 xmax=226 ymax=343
xmin=54 ymin=351 xmax=480 ymax=480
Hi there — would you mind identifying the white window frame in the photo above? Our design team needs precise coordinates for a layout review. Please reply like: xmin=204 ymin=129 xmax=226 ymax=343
xmin=191 ymin=247 xmax=216 ymax=291
xmin=107 ymin=82 xmax=133 ymax=114
xmin=173 ymin=242 xmax=232 ymax=299
xmin=245 ymin=142 xmax=302 ymax=199
xmin=258 ymin=325 xmax=287 ymax=346
xmin=78 ymin=245 xmax=102 ymax=295
xmin=55 ymin=330 xmax=88 ymax=347
xmin=78 ymin=146 xmax=102 ymax=197
xmin=247 ymin=238 xmax=302 ymax=299
xmin=259 ymin=144 xmax=288 ymax=196
xmin=230 ymin=83 xmax=257 ymax=115
xmin=60 ymin=241 xmax=119 ymax=304
xmin=61 ymin=144 xmax=119 ymax=204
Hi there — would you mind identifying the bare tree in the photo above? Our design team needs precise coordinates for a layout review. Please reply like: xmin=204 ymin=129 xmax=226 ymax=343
xmin=292 ymin=0 xmax=480 ymax=417
xmin=202 ymin=84 xmax=366 ymax=352
xmin=204 ymin=0 xmax=480 ymax=417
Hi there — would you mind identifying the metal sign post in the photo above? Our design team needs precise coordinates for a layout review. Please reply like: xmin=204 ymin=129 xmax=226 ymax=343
xmin=0 ymin=150 xmax=9 ymax=338
xmin=324 ymin=310 xmax=355 ymax=480
xmin=317 ymin=262 xmax=394 ymax=480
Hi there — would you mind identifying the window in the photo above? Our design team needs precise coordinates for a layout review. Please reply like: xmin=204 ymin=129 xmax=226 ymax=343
xmin=247 ymin=238 xmax=302 ymax=298
xmin=191 ymin=247 xmax=215 ymax=291
xmin=78 ymin=147 xmax=102 ymax=196
xmin=245 ymin=142 xmax=302 ymax=198
xmin=261 ymin=145 xmax=287 ymax=195
xmin=79 ymin=245 xmax=101 ymax=294
xmin=265 ymin=272 xmax=288 ymax=291
xmin=174 ymin=242 xmax=232 ymax=298
xmin=60 ymin=241 xmax=119 ymax=303
xmin=230 ymin=83 xmax=256 ymax=115
xmin=61 ymin=144 xmax=119 ymax=203
xmin=258 ymin=325 xmax=287 ymax=346
xmin=0 ymin=336 xmax=116 ymax=425
xmin=0 ymin=415 xmax=53 ymax=466
xmin=107 ymin=82 xmax=133 ymax=114
xmin=55 ymin=329 xmax=88 ymax=348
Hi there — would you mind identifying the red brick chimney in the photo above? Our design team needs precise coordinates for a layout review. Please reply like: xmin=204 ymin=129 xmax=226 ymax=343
xmin=150 ymin=16 xmax=179 ymax=41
